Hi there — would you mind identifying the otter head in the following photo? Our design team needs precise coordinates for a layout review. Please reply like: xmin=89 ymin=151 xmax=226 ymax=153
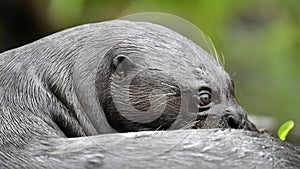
xmin=96 ymin=21 xmax=257 ymax=133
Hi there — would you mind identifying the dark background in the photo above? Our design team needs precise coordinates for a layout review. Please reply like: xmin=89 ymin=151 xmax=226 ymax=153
xmin=0 ymin=0 xmax=299 ymax=144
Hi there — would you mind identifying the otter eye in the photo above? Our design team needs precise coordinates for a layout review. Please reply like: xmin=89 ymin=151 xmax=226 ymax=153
xmin=197 ymin=88 xmax=212 ymax=111
xmin=199 ymin=92 xmax=211 ymax=106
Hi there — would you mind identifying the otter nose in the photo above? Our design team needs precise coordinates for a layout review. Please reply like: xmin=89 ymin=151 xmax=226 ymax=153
xmin=227 ymin=114 xmax=242 ymax=129
xmin=225 ymin=109 xmax=244 ymax=129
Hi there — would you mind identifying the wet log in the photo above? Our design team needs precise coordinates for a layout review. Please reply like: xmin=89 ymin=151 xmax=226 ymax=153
xmin=2 ymin=129 xmax=299 ymax=169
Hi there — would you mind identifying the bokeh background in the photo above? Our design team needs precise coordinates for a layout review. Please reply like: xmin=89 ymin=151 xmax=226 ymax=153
xmin=0 ymin=0 xmax=299 ymax=144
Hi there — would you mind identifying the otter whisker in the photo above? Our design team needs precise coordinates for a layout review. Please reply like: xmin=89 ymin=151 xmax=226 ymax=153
xmin=155 ymin=126 xmax=163 ymax=131
xmin=129 ymin=92 xmax=178 ymax=105
xmin=151 ymin=96 xmax=180 ymax=110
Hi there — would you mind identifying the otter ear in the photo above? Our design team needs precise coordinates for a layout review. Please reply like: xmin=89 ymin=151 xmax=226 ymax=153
xmin=111 ymin=55 xmax=136 ymax=76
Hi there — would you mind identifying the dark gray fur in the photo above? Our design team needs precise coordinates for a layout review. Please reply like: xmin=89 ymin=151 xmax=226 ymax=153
xmin=1 ymin=20 xmax=297 ymax=168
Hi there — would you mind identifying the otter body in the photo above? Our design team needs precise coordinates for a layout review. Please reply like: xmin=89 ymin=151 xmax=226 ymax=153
xmin=0 ymin=20 xmax=258 ymax=168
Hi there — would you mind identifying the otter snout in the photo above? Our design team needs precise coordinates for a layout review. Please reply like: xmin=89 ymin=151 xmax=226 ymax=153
xmin=226 ymin=114 xmax=242 ymax=129
xmin=225 ymin=107 xmax=258 ymax=131
xmin=193 ymin=108 xmax=258 ymax=131
xmin=224 ymin=108 xmax=244 ymax=129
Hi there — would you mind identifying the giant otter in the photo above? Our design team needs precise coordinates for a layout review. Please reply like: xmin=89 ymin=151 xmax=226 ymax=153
xmin=0 ymin=20 xmax=258 ymax=167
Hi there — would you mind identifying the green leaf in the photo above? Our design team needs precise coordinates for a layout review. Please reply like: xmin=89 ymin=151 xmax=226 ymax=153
xmin=277 ymin=120 xmax=294 ymax=141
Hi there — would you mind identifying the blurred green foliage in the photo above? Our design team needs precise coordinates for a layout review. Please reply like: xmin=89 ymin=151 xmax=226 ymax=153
xmin=1 ymin=0 xmax=300 ymax=143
